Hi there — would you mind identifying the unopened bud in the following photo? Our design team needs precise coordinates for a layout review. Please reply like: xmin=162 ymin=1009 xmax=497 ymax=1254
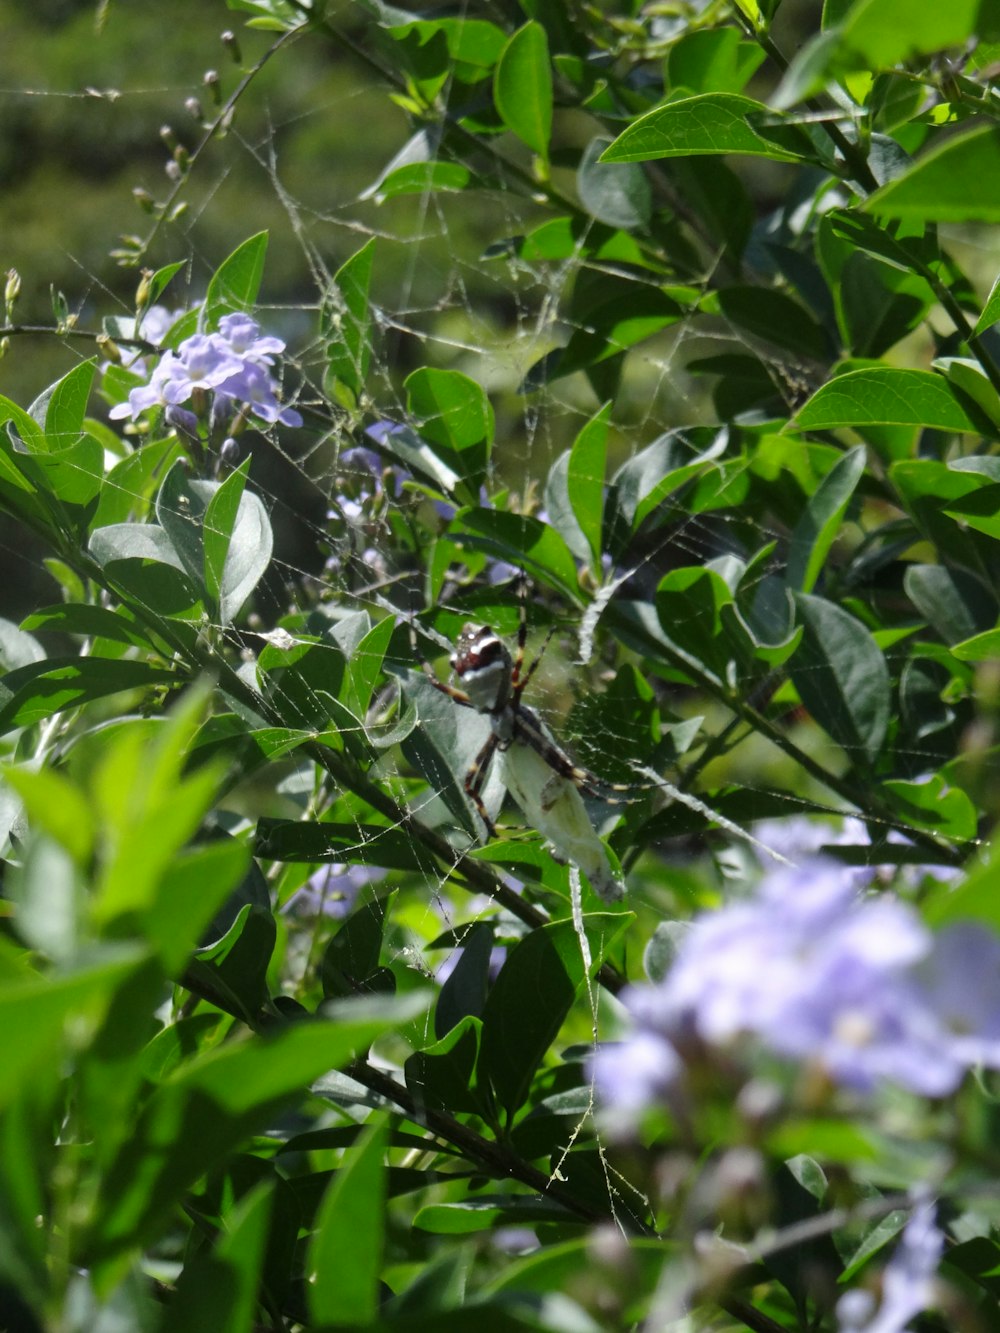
xmin=221 ymin=30 xmax=241 ymax=63
xmin=5 ymin=268 xmax=21 ymax=309
xmin=135 ymin=269 xmax=153 ymax=310
xmin=173 ymin=144 xmax=190 ymax=173
xmin=132 ymin=187 xmax=155 ymax=213
xmin=203 ymin=69 xmax=221 ymax=104
xmin=159 ymin=124 xmax=178 ymax=151
xmin=220 ymin=436 xmax=241 ymax=466
xmin=96 ymin=334 xmax=121 ymax=364
xmin=165 ymin=405 xmax=200 ymax=439
xmin=184 ymin=96 xmax=203 ymax=122
xmin=0 ymin=337 xmax=9 ymax=359
xmin=165 ymin=159 xmax=182 ymax=183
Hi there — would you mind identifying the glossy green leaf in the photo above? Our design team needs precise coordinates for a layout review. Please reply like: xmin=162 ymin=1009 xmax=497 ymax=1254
xmin=374 ymin=161 xmax=471 ymax=199
xmin=790 ymin=593 xmax=890 ymax=765
xmin=203 ymin=462 xmax=273 ymax=624
xmin=321 ymin=892 xmax=394 ymax=999
xmin=600 ymin=93 xmax=811 ymax=164
xmin=307 ymin=1116 xmax=388 ymax=1328
xmin=494 ymin=22 xmax=552 ymax=163
xmin=787 ymin=446 xmax=866 ymax=593
xmin=882 ymin=774 xmax=977 ymax=841
xmin=204 ymin=231 xmax=269 ymax=321
xmin=795 ymin=368 xmax=988 ymax=431
xmin=405 ymin=367 xmax=494 ymax=452
xmin=324 ymin=237 xmax=376 ymax=400
xmin=867 ymin=125 xmax=1000 ymax=223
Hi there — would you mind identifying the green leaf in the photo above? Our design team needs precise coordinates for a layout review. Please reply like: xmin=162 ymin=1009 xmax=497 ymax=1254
xmin=480 ymin=914 xmax=629 ymax=1122
xmin=795 ymin=368 xmax=988 ymax=432
xmin=975 ymin=270 xmax=1000 ymax=335
xmin=655 ymin=566 xmax=736 ymax=685
xmin=599 ymin=93 xmax=811 ymax=164
xmin=161 ymin=1182 xmax=272 ymax=1333
xmin=0 ymin=947 xmax=146 ymax=1113
xmin=0 ymin=657 xmax=175 ymax=732
xmin=90 ymin=997 xmax=427 ymax=1267
xmin=203 ymin=462 xmax=273 ymax=624
xmin=838 ymin=0 xmax=982 ymax=69
xmin=35 ymin=360 xmax=96 ymax=446
xmin=321 ymin=892 xmax=394 ymax=999
xmin=566 ymin=403 xmax=610 ymax=568
xmin=405 ymin=366 xmax=494 ymax=492
xmin=786 ymin=446 xmax=866 ymax=593
xmin=576 ymin=136 xmax=651 ymax=231
xmin=903 ymin=563 xmax=997 ymax=644
xmin=307 ymin=1115 xmax=388 ymax=1328
xmin=256 ymin=818 xmax=432 ymax=872
xmin=372 ymin=160 xmax=471 ymax=199
xmin=448 ymin=508 xmax=581 ymax=602
xmin=790 ymin=593 xmax=891 ymax=765
xmin=21 ymin=603 xmax=153 ymax=651
xmin=867 ymin=125 xmax=1000 ymax=223
xmin=1 ymin=764 xmax=93 ymax=866
xmin=666 ymin=26 xmax=767 ymax=95
xmin=204 ymin=231 xmax=269 ymax=322
xmin=324 ymin=238 xmax=376 ymax=400
xmin=494 ymin=22 xmax=552 ymax=163
xmin=882 ymin=774 xmax=977 ymax=841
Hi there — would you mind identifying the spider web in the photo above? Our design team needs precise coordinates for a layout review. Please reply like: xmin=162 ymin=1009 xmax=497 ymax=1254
xmin=0 ymin=0 xmax=960 ymax=1237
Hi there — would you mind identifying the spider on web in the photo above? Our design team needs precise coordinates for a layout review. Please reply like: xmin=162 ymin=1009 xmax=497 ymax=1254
xmin=412 ymin=583 xmax=636 ymax=903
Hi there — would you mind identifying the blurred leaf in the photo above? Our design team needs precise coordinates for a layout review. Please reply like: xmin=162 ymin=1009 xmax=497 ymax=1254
xmin=0 ymin=657 xmax=175 ymax=732
xmin=89 ymin=997 xmax=428 ymax=1269
xmin=576 ymin=137 xmax=651 ymax=231
xmin=307 ymin=1115 xmax=388 ymax=1328
xmin=839 ymin=0 xmax=983 ymax=69
xmin=975 ymin=269 xmax=1000 ymax=335
xmin=321 ymin=892 xmax=395 ymax=999
xmin=448 ymin=508 xmax=581 ymax=602
xmin=494 ymin=22 xmax=552 ymax=163
xmin=2 ymin=764 xmax=93 ymax=866
xmin=666 ymin=26 xmax=767 ymax=94
xmin=790 ymin=593 xmax=891 ymax=766
xmin=867 ymin=125 xmax=1000 ymax=223
xmin=882 ymin=773 xmax=977 ymax=840
xmin=161 ymin=1182 xmax=272 ymax=1333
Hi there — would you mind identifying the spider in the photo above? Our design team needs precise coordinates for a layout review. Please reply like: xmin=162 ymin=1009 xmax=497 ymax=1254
xmin=416 ymin=599 xmax=629 ymax=903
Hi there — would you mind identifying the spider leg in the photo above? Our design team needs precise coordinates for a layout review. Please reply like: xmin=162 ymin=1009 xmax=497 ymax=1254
xmin=465 ymin=731 xmax=500 ymax=838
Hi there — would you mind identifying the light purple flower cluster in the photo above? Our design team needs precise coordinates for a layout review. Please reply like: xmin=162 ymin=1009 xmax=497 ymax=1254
xmin=594 ymin=857 xmax=1000 ymax=1113
xmin=110 ymin=312 xmax=301 ymax=428
xmin=284 ymin=861 xmax=386 ymax=919
xmin=836 ymin=1198 xmax=944 ymax=1333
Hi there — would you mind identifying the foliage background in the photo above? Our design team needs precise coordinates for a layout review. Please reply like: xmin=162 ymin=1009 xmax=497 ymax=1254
xmin=3 ymin=0 xmax=1000 ymax=1330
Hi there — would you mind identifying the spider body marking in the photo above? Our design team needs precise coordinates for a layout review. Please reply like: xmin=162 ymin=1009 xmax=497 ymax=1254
xmin=423 ymin=618 xmax=625 ymax=902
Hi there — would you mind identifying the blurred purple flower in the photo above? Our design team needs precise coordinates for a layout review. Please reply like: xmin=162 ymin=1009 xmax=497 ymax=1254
xmin=837 ymin=1199 xmax=943 ymax=1333
xmin=110 ymin=312 xmax=301 ymax=428
xmin=285 ymin=861 xmax=386 ymax=919
xmin=594 ymin=856 xmax=1000 ymax=1116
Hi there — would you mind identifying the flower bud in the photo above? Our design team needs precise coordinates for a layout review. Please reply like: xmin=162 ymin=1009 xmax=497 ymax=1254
xmin=132 ymin=187 xmax=155 ymax=213
xmin=184 ymin=97 xmax=203 ymax=122
xmin=203 ymin=69 xmax=221 ymax=105
xmin=159 ymin=124 xmax=178 ymax=151
xmin=5 ymin=268 xmax=21 ymax=310
xmin=221 ymin=30 xmax=241 ymax=63
xmin=220 ymin=436 xmax=241 ymax=466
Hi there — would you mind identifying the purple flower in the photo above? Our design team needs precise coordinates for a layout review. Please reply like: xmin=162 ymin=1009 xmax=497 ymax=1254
xmin=110 ymin=313 xmax=301 ymax=428
xmin=837 ymin=1199 xmax=943 ymax=1333
xmin=594 ymin=857 xmax=1000 ymax=1116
